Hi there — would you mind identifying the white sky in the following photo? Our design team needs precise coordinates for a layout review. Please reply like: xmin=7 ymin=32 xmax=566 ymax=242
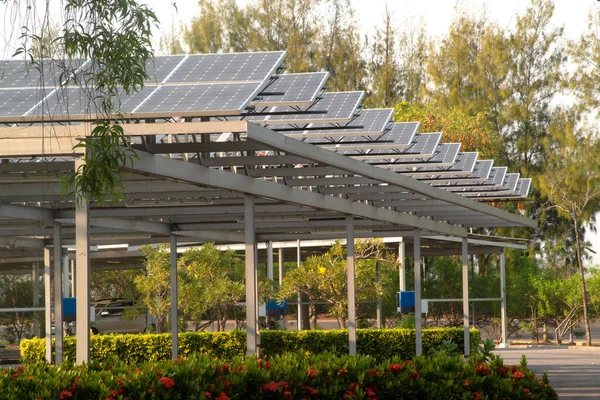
xmin=2 ymin=0 xmax=599 ymax=265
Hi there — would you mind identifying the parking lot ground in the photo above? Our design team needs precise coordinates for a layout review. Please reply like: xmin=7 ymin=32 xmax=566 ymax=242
xmin=494 ymin=347 xmax=600 ymax=399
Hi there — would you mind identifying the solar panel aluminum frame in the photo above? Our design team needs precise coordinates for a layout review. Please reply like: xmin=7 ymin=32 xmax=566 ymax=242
xmin=249 ymin=72 xmax=329 ymax=107
xmin=424 ymin=158 xmax=491 ymax=183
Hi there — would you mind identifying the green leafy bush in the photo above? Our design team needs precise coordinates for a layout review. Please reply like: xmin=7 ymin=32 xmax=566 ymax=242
xmin=4 ymin=350 xmax=556 ymax=399
xmin=21 ymin=328 xmax=479 ymax=365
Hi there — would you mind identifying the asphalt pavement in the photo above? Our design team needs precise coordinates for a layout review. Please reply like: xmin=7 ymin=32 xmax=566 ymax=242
xmin=494 ymin=347 xmax=600 ymax=399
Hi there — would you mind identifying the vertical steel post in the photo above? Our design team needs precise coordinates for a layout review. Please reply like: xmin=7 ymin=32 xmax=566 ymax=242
xmin=245 ymin=195 xmax=258 ymax=355
xmin=53 ymin=221 xmax=63 ymax=365
xmin=75 ymin=158 xmax=90 ymax=364
xmin=346 ymin=216 xmax=356 ymax=355
xmin=170 ymin=234 xmax=178 ymax=359
xmin=399 ymin=239 xmax=406 ymax=291
xmin=296 ymin=239 xmax=302 ymax=330
xmin=500 ymin=250 xmax=508 ymax=348
xmin=279 ymin=248 xmax=285 ymax=330
xmin=70 ymin=259 xmax=76 ymax=297
xmin=413 ymin=229 xmax=422 ymax=356
xmin=267 ymin=241 xmax=273 ymax=280
xmin=63 ymin=254 xmax=70 ymax=297
xmin=44 ymin=248 xmax=52 ymax=364
xmin=462 ymin=238 xmax=470 ymax=356
xmin=376 ymin=261 xmax=383 ymax=328
xmin=32 ymin=263 xmax=40 ymax=337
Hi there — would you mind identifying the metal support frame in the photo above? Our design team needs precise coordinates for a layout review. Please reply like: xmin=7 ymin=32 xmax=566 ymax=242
xmin=44 ymin=248 xmax=51 ymax=364
xmin=32 ymin=263 xmax=40 ymax=337
xmin=70 ymin=259 xmax=76 ymax=297
xmin=63 ymin=254 xmax=70 ymax=297
xmin=296 ymin=239 xmax=302 ymax=331
xmin=499 ymin=250 xmax=508 ymax=348
xmin=399 ymin=239 xmax=405 ymax=291
xmin=376 ymin=261 xmax=382 ymax=329
xmin=53 ymin=221 xmax=63 ymax=365
xmin=170 ymin=234 xmax=178 ymax=359
xmin=267 ymin=241 xmax=273 ymax=280
xmin=75 ymin=158 xmax=91 ymax=365
xmin=245 ymin=195 xmax=258 ymax=355
xmin=462 ymin=237 xmax=470 ymax=356
xmin=347 ymin=216 xmax=356 ymax=355
xmin=278 ymin=248 xmax=285 ymax=330
xmin=413 ymin=229 xmax=422 ymax=356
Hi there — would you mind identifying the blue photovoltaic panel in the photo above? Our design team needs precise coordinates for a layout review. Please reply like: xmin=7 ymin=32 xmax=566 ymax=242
xmin=251 ymin=72 xmax=328 ymax=106
xmin=288 ymin=108 xmax=393 ymax=139
xmin=424 ymin=158 xmax=492 ymax=183
xmin=0 ymin=59 xmax=88 ymax=89
xmin=135 ymin=83 xmax=263 ymax=114
xmin=0 ymin=88 xmax=45 ymax=117
xmin=166 ymin=51 xmax=286 ymax=83
xmin=448 ymin=172 xmax=519 ymax=195
xmin=366 ymin=133 xmax=442 ymax=159
xmin=367 ymin=143 xmax=460 ymax=168
xmin=467 ymin=178 xmax=532 ymax=199
xmin=377 ymin=122 xmax=419 ymax=147
xmin=145 ymin=55 xmax=187 ymax=84
xmin=244 ymin=91 xmax=364 ymax=124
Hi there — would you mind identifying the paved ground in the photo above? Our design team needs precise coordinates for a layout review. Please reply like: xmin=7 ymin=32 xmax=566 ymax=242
xmin=494 ymin=347 xmax=600 ymax=399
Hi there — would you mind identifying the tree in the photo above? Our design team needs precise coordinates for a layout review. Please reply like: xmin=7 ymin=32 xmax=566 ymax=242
xmin=366 ymin=6 xmax=402 ymax=107
xmin=0 ymin=275 xmax=35 ymax=343
xmin=397 ymin=18 xmax=428 ymax=104
xmin=539 ymin=108 xmax=600 ymax=346
xmin=279 ymin=239 xmax=398 ymax=328
xmin=90 ymin=270 xmax=142 ymax=301
xmin=184 ymin=0 xmax=223 ymax=54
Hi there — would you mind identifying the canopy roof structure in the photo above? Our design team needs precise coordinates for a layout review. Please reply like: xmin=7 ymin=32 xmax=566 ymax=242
xmin=0 ymin=50 xmax=534 ymax=362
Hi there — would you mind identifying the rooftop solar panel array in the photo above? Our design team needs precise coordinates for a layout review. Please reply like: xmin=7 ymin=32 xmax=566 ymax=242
xmin=250 ymin=72 xmax=328 ymax=107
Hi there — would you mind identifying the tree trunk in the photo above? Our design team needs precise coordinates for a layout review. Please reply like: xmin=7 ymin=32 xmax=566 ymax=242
xmin=573 ymin=217 xmax=592 ymax=346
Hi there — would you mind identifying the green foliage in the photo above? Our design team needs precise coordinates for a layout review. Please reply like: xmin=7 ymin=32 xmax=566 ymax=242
xmin=11 ymin=349 xmax=557 ymax=399
xmin=21 ymin=328 xmax=479 ymax=365
xmin=279 ymin=239 xmax=398 ymax=327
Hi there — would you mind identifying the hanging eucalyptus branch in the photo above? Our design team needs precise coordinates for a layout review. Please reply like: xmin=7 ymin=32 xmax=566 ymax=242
xmin=56 ymin=0 xmax=157 ymax=204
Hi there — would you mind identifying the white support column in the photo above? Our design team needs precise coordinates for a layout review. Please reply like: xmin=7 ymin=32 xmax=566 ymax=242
xmin=376 ymin=261 xmax=383 ymax=329
xmin=462 ymin=237 xmax=470 ymax=356
xmin=53 ymin=221 xmax=63 ymax=365
xmin=399 ymin=239 xmax=406 ymax=291
xmin=75 ymin=159 xmax=91 ymax=365
xmin=63 ymin=255 xmax=70 ymax=297
xmin=245 ymin=195 xmax=258 ymax=355
xmin=296 ymin=239 xmax=302 ymax=331
xmin=170 ymin=234 xmax=178 ymax=359
xmin=347 ymin=216 xmax=356 ymax=355
xmin=32 ymin=263 xmax=40 ymax=337
xmin=267 ymin=241 xmax=273 ymax=280
xmin=44 ymin=248 xmax=52 ymax=364
xmin=278 ymin=248 xmax=285 ymax=330
xmin=70 ymin=259 xmax=76 ymax=297
xmin=499 ymin=250 xmax=508 ymax=348
xmin=413 ymin=229 xmax=422 ymax=356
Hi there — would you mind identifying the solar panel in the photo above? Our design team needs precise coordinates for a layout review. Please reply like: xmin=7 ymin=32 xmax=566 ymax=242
xmin=363 ymin=133 xmax=442 ymax=160
xmin=134 ymin=83 xmax=264 ymax=115
xmin=447 ymin=172 xmax=519 ymax=195
xmin=250 ymin=72 xmax=328 ymax=107
xmin=0 ymin=88 xmax=45 ymax=117
xmin=467 ymin=178 xmax=532 ymax=200
xmin=377 ymin=122 xmax=419 ymax=147
xmin=0 ymin=59 xmax=88 ymax=89
xmin=366 ymin=143 xmax=460 ymax=168
xmin=145 ymin=55 xmax=187 ymax=84
xmin=167 ymin=51 xmax=285 ymax=83
xmin=243 ymin=91 xmax=364 ymax=125
xmin=424 ymin=158 xmax=492 ymax=183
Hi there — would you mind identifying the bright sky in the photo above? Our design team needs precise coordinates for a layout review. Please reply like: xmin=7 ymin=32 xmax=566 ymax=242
xmin=2 ymin=0 xmax=599 ymax=265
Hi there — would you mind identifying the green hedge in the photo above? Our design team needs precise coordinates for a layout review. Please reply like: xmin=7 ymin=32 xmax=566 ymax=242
xmin=4 ymin=350 xmax=557 ymax=399
xmin=21 ymin=328 xmax=480 ymax=365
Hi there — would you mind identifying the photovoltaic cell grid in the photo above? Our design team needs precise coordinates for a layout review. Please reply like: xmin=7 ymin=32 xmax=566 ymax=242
xmin=365 ymin=143 xmax=460 ymax=168
xmin=0 ymin=52 xmax=286 ymax=120
xmin=376 ymin=122 xmax=419 ymax=148
xmin=243 ymin=91 xmax=364 ymax=124
xmin=457 ymin=173 xmax=520 ymax=197
xmin=250 ymin=72 xmax=328 ymax=107
xmin=0 ymin=59 xmax=89 ymax=89
xmin=298 ymin=109 xmax=393 ymax=142
xmin=425 ymin=158 xmax=492 ymax=183
xmin=364 ymin=133 xmax=442 ymax=159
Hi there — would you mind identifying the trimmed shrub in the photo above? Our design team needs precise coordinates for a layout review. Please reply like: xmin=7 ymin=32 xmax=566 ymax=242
xmin=21 ymin=328 xmax=480 ymax=365
xmin=4 ymin=350 xmax=557 ymax=399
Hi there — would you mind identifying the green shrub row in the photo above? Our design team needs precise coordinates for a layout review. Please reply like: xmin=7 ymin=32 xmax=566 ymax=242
xmin=21 ymin=328 xmax=480 ymax=365
xmin=4 ymin=350 xmax=556 ymax=399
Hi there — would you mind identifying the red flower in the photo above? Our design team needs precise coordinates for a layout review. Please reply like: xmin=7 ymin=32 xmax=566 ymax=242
xmin=220 ymin=363 xmax=229 ymax=374
xmin=473 ymin=392 xmax=482 ymax=400
xmin=475 ymin=365 xmax=491 ymax=376
xmin=512 ymin=371 xmax=526 ymax=381
xmin=216 ymin=393 xmax=230 ymax=400
xmin=160 ymin=376 xmax=176 ymax=388
xmin=59 ymin=390 xmax=73 ymax=400
xmin=369 ymin=368 xmax=378 ymax=378
xmin=205 ymin=392 xmax=212 ymax=398
xmin=496 ymin=366 xmax=508 ymax=378
xmin=510 ymin=365 xmax=520 ymax=373
xmin=464 ymin=380 xmax=472 ymax=387
xmin=523 ymin=388 xmax=532 ymax=398
xmin=366 ymin=387 xmax=377 ymax=400
xmin=348 ymin=382 xmax=359 ymax=392
xmin=305 ymin=386 xmax=318 ymax=396
xmin=307 ymin=367 xmax=318 ymax=377
xmin=261 ymin=381 xmax=279 ymax=392
xmin=257 ymin=359 xmax=271 ymax=369
xmin=388 ymin=364 xmax=403 ymax=375
xmin=409 ymin=370 xmax=420 ymax=380
xmin=118 ymin=378 xmax=125 ymax=386
xmin=283 ymin=391 xmax=292 ymax=399
xmin=147 ymin=389 xmax=152 ymax=394
xmin=338 ymin=369 xmax=348 ymax=377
